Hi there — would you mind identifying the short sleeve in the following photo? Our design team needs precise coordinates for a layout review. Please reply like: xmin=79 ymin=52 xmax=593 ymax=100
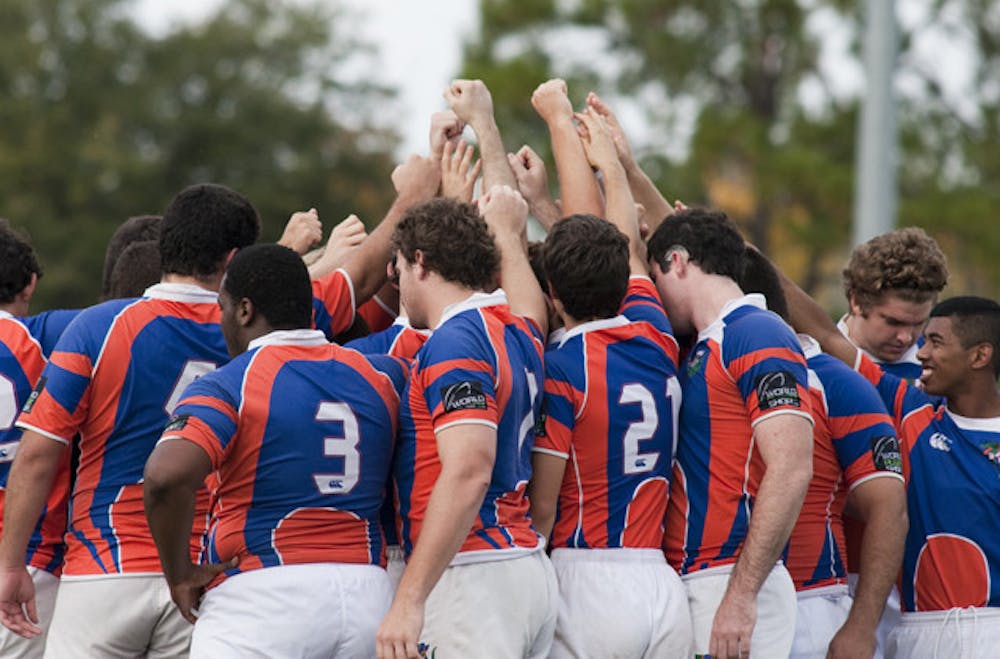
xmin=163 ymin=373 xmax=240 ymax=470
xmin=418 ymin=328 xmax=499 ymax=433
xmin=311 ymin=269 xmax=357 ymax=340
xmin=534 ymin=352 xmax=576 ymax=459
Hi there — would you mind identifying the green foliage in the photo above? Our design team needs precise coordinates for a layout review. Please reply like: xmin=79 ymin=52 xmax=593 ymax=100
xmin=458 ymin=0 xmax=1000 ymax=300
xmin=0 ymin=0 xmax=399 ymax=310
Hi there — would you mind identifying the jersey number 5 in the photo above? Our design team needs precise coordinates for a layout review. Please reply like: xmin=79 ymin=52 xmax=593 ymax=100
xmin=313 ymin=401 xmax=360 ymax=495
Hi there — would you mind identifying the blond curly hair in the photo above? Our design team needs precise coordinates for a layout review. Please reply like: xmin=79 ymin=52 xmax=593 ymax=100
xmin=842 ymin=227 xmax=948 ymax=313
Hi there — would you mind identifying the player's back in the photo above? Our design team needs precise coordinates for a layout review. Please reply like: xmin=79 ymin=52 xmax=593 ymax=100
xmin=785 ymin=343 xmax=899 ymax=591
xmin=540 ymin=281 xmax=681 ymax=550
xmin=173 ymin=334 xmax=407 ymax=575
xmin=17 ymin=284 xmax=225 ymax=575
xmin=0 ymin=311 xmax=73 ymax=573
xmin=395 ymin=293 xmax=543 ymax=560
xmin=345 ymin=317 xmax=429 ymax=360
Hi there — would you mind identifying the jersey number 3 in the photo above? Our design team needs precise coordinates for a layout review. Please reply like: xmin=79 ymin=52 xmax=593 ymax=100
xmin=313 ymin=401 xmax=360 ymax=495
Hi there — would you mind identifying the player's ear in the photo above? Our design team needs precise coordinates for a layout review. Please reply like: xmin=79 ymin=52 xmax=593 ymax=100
xmin=236 ymin=296 xmax=255 ymax=328
xmin=969 ymin=341 xmax=994 ymax=373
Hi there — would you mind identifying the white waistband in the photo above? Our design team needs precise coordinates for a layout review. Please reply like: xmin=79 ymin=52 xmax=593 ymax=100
xmin=901 ymin=607 xmax=1000 ymax=624
xmin=796 ymin=583 xmax=850 ymax=600
xmin=550 ymin=548 xmax=667 ymax=564
xmin=680 ymin=560 xmax=786 ymax=582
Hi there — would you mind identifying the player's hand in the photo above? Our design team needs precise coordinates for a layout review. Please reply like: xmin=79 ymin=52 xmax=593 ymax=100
xmin=441 ymin=140 xmax=481 ymax=203
xmin=709 ymin=589 xmax=756 ymax=659
xmin=429 ymin=110 xmax=465 ymax=160
xmin=530 ymin=79 xmax=573 ymax=124
xmin=507 ymin=145 xmax=550 ymax=207
xmin=376 ymin=598 xmax=424 ymax=659
xmin=278 ymin=209 xmax=324 ymax=255
xmin=0 ymin=566 xmax=41 ymax=638
xmin=443 ymin=79 xmax=494 ymax=128
xmin=391 ymin=154 xmax=441 ymax=203
xmin=575 ymin=107 xmax=620 ymax=172
xmin=317 ymin=214 xmax=367 ymax=270
xmin=167 ymin=557 xmax=238 ymax=625
xmin=827 ymin=621 xmax=876 ymax=659
xmin=478 ymin=184 xmax=529 ymax=238
xmin=585 ymin=92 xmax=636 ymax=167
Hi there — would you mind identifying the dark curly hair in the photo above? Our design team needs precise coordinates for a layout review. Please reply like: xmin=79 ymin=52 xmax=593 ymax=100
xmin=843 ymin=227 xmax=948 ymax=313
xmin=391 ymin=197 xmax=499 ymax=291
xmin=0 ymin=220 xmax=42 ymax=305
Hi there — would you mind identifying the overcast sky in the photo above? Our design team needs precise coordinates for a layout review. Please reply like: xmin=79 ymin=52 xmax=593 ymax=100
xmin=131 ymin=0 xmax=977 ymax=159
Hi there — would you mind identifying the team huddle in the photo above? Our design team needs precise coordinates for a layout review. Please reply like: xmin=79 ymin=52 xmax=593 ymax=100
xmin=0 ymin=78 xmax=997 ymax=659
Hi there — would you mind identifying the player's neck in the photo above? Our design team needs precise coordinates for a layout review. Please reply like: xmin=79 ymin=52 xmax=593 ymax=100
xmin=690 ymin=274 xmax=745 ymax=334
xmin=422 ymin=281 xmax=481 ymax=329
xmin=946 ymin=378 xmax=1000 ymax=419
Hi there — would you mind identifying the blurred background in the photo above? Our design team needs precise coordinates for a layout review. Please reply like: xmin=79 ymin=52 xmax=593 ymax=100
xmin=3 ymin=0 xmax=997 ymax=310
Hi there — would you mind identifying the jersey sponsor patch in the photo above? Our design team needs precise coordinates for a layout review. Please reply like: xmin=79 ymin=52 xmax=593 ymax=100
xmin=754 ymin=370 xmax=801 ymax=411
xmin=871 ymin=435 xmax=903 ymax=474
xmin=163 ymin=414 xmax=190 ymax=433
xmin=440 ymin=381 xmax=487 ymax=414
xmin=21 ymin=376 xmax=46 ymax=414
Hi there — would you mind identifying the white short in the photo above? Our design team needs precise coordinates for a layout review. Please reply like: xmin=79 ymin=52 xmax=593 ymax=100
xmin=886 ymin=607 xmax=1000 ymax=659
xmin=386 ymin=545 xmax=405 ymax=593
xmin=549 ymin=548 xmax=693 ymax=659
xmin=848 ymin=572 xmax=901 ymax=659
xmin=683 ymin=562 xmax=798 ymax=658
xmin=790 ymin=585 xmax=853 ymax=659
xmin=44 ymin=573 xmax=190 ymax=659
xmin=420 ymin=550 xmax=558 ymax=659
xmin=191 ymin=563 xmax=392 ymax=659
xmin=0 ymin=567 xmax=59 ymax=659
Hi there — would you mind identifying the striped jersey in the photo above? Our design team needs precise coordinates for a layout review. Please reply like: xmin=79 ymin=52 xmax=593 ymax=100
xmin=664 ymin=295 xmax=813 ymax=575
xmin=394 ymin=290 xmax=544 ymax=563
xmin=535 ymin=277 xmax=680 ymax=550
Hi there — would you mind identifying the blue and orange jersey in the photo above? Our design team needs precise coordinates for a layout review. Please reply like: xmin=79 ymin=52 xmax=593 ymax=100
xmin=664 ymin=295 xmax=813 ymax=575
xmin=0 ymin=310 xmax=78 ymax=574
xmin=395 ymin=290 xmax=545 ymax=562
xmin=855 ymin=353 xmax=1000 ymax=612
xmin=785 ymin=336 xmax=901 ymax=591
xmin=358 ymin=294 xmax=397 ymax=334
xmin=311 ymin=268 xmax=359 ymax=341
xmin=15 ymin=283 xmax=233 ymax=576
xmin=346 ymin=317 xmax=429 ymax=360
xmin=535 ymin=277 xmax=680 ymax=550
xmin=163 ymin=330 xmax=407 ymax=581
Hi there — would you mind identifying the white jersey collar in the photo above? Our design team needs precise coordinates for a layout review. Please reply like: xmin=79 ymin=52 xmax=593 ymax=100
xmin=557 ymin=315 xmax=630 ymax=348
xmin=248 ymin=329 xmax=329 ymax=351
xmin=142 ymin=282 xmax=218 ymax=304
xmin=436 ymin=289 xmax=508 ymax=329
xmin=697 ymin=293 xmax=767 ymax=343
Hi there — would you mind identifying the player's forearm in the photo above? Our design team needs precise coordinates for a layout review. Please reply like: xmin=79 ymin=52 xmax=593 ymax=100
xmin=527 ymin=195 xmax=562 ymax=231
xmin=143 ymin=476 xmax=199 ymax=584
xmin=343 ymin=194 xmax=419 ymax=305
xmin=622 ymin=160 xmax=672 ymax=233
xmin=469 ymin=117 xmax=517 ymax=192
xmin=494 ymin=232 xmax=549 ymax=336
xmin=728 ymin=455 xmax=810 ymax=597
xmin=597 ymin=162 xmax=648 ymax=272
xmin=0 ymin=433 xmax=63 ymax=568
xmin=392 ymin=466 xmax=490 ymax=607
xmin=547 ymin=117 xmax=603 ymax=217
xmin=843 ymin=482 xmax=907 ymax=633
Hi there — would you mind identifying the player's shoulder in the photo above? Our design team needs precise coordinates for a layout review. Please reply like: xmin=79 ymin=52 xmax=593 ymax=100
xmin=720 ymin=302 xmax=800 ymax=355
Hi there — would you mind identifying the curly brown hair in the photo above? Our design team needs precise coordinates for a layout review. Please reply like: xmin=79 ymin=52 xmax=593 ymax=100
xmin=842 ymin=227 xmax=948 ymax=313
xmin=391 ymin=197 xmax=499 ymax=291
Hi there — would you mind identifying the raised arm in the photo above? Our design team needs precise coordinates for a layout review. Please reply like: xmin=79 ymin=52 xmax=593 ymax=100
xmin=508 ymin=145 xmax=561 ymax=231
xmin=769 ymin=249 xmax=860 ymax=368
xmin=337 ymin=155 xmax=440 ymax=307
xmin=531 ymin=79 xmax=603 ymax=217
xmin=586 ymin=92 xmax=673 ymax=232
xmin=575 ymin=108 xmax=646 ymax=275
xmin=278 ymin=208 xmax=324 ymax=255
xmin=478 ymin=185 xmax=548 ymax=336
xmin=444 ymin=79 xmax=517 ymax=191
xmin=307 ymin=214 xmax=367 ymax=280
